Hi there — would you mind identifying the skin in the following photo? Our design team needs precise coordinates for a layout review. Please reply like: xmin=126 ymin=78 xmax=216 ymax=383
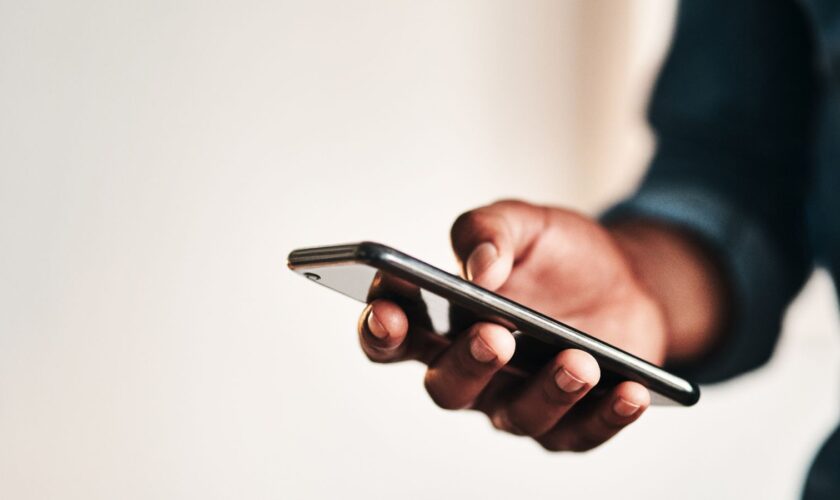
xmin=357 ymin=200 xmax=727 ymax=451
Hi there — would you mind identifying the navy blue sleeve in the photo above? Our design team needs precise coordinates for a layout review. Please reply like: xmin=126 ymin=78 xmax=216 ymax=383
xmin=603 ymin=0 xmax=819 ymax=383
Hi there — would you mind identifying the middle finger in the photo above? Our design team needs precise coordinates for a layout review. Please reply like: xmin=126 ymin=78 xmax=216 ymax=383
xmin=502 ymin=348 xmax=600 ymax=437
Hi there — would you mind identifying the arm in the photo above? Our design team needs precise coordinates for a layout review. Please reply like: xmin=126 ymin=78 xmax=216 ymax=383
xmin=604 ymin=0 xmax=819 ymax=381
xmin=353 ymin=0 xmax=820 ymax=452
xmin=609 ymin=220 xmax=727 ymax=365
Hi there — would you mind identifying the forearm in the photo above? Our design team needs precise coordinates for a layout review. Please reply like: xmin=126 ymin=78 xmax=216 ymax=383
xmin=608 ymin=220 xmax=729 ymax=365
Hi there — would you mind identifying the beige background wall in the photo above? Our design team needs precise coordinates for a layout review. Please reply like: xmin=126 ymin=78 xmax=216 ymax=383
xmin=2 ymin=1 xmax=839 ymax=499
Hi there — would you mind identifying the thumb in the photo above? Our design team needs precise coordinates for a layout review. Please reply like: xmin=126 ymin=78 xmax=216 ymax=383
xmin=450 ymin=200 xmax=547 ymax=291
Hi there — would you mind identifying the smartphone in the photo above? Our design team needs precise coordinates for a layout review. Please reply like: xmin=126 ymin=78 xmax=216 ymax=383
xmin=288 ymin=241 xmax=700 ymax=406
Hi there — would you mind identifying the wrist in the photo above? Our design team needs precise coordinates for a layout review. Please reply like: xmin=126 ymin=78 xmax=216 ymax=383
xmin=607 ymin=219 xmax=728 ymax=365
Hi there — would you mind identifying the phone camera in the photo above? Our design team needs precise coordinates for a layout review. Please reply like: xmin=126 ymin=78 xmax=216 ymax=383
xmin=304 ymin=272 xmax=321 ymax=281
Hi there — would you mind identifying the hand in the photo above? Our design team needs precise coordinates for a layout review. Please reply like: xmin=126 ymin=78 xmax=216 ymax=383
xmin=357 ymin=200 xmax=699 ymax=451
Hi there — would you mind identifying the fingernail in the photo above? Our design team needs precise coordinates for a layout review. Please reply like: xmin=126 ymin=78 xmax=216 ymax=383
xmin=554 ymin=368 xmax=586 ymax=393
xmin=367 ymin=310 xmax=389 ymax=339
xmin=613 ymin=397 xmax=641 ymax=417
xmin=470 ymin=335 xmax=497 ymax=363
xmin=466 ymin=242 xmax=497 ymax=282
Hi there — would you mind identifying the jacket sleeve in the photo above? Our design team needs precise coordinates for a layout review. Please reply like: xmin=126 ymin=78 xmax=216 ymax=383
xmin=603 ymin=0 xmax=820 ymax=383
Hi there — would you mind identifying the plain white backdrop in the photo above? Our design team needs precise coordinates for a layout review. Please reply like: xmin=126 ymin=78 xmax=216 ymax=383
xmin=2 ymin=1 xmax=839 ymax=499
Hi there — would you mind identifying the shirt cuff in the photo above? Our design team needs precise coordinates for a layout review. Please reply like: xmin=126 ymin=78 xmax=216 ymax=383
xmin=601 ymin=183 xmax=794 ymax=384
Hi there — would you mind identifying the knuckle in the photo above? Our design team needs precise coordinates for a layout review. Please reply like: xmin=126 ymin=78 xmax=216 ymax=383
xmin=423 ymin=371 xmax=466 ymax=410
xmin=568 ymin=437 xmax=599 ymax=453
xmin=573 ymin=428 xmax=606 ymax=452
xmin=452 ymin=208 xmax=479 ymax=227
xmin=490 ymin=198 xmax=528 ymax=210
xmin=489 ymin=409 xmax=525 ymax=435
xmin=451 ymin=209 xmax=489 ymax=237
xmin=537 ymin=427 xmax=601 ymax=453
xmin=505 ymin=411 xmax=540 ymax=438
xmin=537 ymin=436 xmax=568 ymax=453
xmin=429 ymin=395 xmax=464 ymax=410
xmin=488 ymin=412 xmax=508 ymax=431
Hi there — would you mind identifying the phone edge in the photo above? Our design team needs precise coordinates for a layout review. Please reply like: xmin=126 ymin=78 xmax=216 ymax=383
xmin=288 ymin=241 xmax=701 ymax=406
